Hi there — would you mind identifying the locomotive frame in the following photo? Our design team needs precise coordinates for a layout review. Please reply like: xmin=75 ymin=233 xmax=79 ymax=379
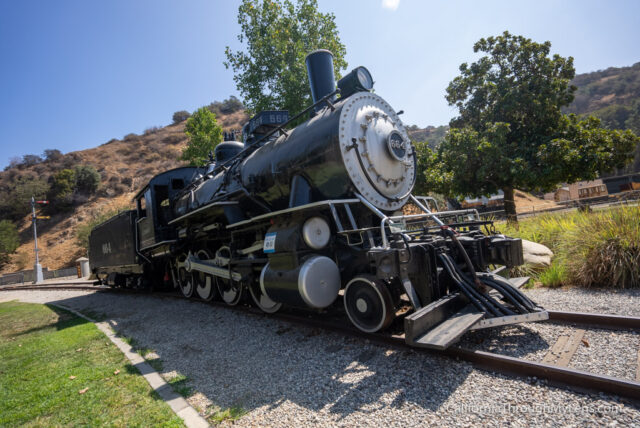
xmin=89 ymin=50 xmax=547 ymax=349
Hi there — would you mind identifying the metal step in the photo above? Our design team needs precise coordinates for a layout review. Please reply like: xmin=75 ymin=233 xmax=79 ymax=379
xmin=412 ymin=306 xmax=484 ymax=350
xmin=404 ymin=293 xmax=466 ymax=344
xmin=509 ymin=276 xmax=530 ymax=289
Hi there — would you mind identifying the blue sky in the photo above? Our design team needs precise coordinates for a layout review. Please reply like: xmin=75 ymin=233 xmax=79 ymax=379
xmin=1 ymin=0 xmax=639 ymax=168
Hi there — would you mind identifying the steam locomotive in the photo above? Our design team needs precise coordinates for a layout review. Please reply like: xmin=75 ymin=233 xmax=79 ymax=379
xmin=89 ymin=50 xmax=547 ymax=349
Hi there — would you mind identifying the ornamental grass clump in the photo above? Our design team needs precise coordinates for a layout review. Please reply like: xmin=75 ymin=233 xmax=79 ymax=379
xmin=560 ymin=205 xmax=640 ymax=288
xmin=498 ymin=205 xmax=640 ymax=288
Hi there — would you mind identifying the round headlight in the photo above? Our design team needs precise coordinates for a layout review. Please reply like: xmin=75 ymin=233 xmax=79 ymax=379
xmin=337 ymin=66 xmax=374 ymax=98
xmin=356 ymin=67 xmax=373 ymax=91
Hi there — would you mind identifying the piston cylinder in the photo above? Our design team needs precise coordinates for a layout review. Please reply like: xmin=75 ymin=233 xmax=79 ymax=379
xmin=260 ymin=255 xmax=341 ymax=308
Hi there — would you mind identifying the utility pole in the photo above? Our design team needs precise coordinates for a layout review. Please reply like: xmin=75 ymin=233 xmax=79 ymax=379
xmin=31 ymin=197 xmax=49 ymax=284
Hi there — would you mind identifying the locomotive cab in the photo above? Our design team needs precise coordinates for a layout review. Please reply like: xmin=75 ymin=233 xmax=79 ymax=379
xmin=134 ymin=167 xmax=202 ymax=251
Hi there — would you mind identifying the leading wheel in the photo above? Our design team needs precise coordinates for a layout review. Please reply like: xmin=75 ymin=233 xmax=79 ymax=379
xmin=215 ymin=246 xmax=243 ymax=306
xmin=344 ymin=275 xmax=395 ymax=333
xmin=194 ymin=249 xmax=217 ymax=301
xmin=175 ymin=253 xmax=195 ymax=298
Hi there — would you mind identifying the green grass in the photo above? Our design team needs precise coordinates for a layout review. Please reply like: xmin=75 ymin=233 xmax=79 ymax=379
xmin=206 ymin=405 xmax=247 ymax=425
xmin=0 ymin=301 xmax=184 ymax=427
xmin=167 ymin=374 xmax=193 ymax=398
xmin=499 ymin=204 xmax=640 ymax=288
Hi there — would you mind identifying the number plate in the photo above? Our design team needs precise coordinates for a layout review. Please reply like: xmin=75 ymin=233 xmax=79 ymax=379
xmin=263 ymin=232 xmax=277 ymax=253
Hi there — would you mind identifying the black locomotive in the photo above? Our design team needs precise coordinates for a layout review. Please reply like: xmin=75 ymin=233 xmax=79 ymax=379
xmin=89 ymin=50 xmax=547 ymax=349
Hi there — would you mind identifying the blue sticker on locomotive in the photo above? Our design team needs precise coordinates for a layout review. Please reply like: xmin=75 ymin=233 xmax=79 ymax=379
xmin=263 ymin=232 xmax=277 ymax=253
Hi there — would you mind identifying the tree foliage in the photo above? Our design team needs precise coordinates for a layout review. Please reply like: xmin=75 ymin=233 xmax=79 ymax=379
xmin=172 ymin=110 xmax=191 ymax=124
xmin=224 ymin=0 xmax=347 ymax=116
xmin=47 ymin=169 xmax=76 ymax=211
xmin=43 ymin=149 xmax=63 ymax=162
xmin=181 ymin=107 xmax=223 ymax=166
xmin=74 ymin=165 xmax=101 ymax=194
xmin=0 ymin=176 xmax=49 ymax=221
xmin=0 ymin=220 xmax=20 ymax=267
xmin=422 ymin=32 xmax=639 ymax=221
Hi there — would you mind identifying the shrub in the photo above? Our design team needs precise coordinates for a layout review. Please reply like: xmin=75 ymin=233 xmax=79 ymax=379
xmin=42 ymin=149 xmax=63 ymax=162
xmin=123 ymin=133 xmax=139 ymax=142
xmin=172 ymin=110 xmax=191 ymax=124
xmin=0 ymin=220 xmax=20 ymax=267
xmin=47 ymin=169 xmax=76 ymax=212
xmin=500 ymin=205 xmax=640 ymax=288
xmin=74 ymin=165 xmax=101 ymax=194
xmin=206 ymin=96 xmax=244 ymax=116
xmin=144 ymin=126 xmax=161 ymax=135
xmin=22 ymin=154 xmax=43 ymax=166
xmin=162 ymin=135 xmax=183 ymax=145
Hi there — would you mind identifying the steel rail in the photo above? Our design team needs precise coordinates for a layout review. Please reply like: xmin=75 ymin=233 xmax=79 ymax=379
xmin=2 ymin=284 xmax=640 ymax=401
xmin=547 ymin=310 xmax=640 ymax=330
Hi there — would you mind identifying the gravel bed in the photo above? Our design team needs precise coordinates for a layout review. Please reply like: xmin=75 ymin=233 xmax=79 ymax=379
xmin=569 ymin=329 xmax=640 ymax=381
xmin=525 ymin=286 xmax=640 ymax=317
xmin=1 ymin=289 xmax=639 ymax=427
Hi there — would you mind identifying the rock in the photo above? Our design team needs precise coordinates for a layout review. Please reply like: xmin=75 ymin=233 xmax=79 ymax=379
xmin=521 ymin=239 xmax=553 ymax=267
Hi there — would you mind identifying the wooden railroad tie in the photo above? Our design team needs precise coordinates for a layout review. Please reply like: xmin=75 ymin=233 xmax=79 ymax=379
xmin=542 ymin=329 xmax=586 ymax=367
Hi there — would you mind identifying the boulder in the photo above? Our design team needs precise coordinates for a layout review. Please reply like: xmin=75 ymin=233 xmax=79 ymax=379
xmin=521 ymin=239 xmax=553 ymax=268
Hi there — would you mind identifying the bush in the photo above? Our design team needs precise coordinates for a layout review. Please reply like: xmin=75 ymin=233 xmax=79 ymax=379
xmin=500 ymin=205 xmax=640 ymax=288
xmin=22 ymin=154 xmax=43 ymax=166
xmin=162 ymin=135 xmax=183 ymax=145
xmin=42 ymin=149 xmax=63 ymax=162
xmin=144 ymin=126 xmax=161 ymax=135
xmin=47 ymin=169 xmax=76 ymax=211
xmin=206 ymin=96 xmax=244 ymax=116
xmin=74 ymin=165 xmax=100 ymax=194
xmin=0 ymin=220 xmax=20 ymax=267
xmin=172 ymin=110 xmax=191 ymax=124
xmin=123 ymin=133 xmax=139 ymax=142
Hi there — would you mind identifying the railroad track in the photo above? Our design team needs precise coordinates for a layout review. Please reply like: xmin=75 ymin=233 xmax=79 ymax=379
xmin=3 ymin=283 xmax=640 ymax=402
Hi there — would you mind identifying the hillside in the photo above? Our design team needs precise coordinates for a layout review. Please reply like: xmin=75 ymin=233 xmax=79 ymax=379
xmin=565 ymin=61 xmax=640 ymax=133
xmin=565 ymin=62 xmax=640 ymax=176
xmin=0 ymin=109 xmax=247 ymax=274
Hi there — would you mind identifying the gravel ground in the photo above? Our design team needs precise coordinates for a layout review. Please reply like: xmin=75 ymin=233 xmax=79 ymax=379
xmin=459 ymin=287 xmax=640 ymax=381
xmin=1 ymin=288 xmax=639 ymax=427
xmin=525 ymin=286 xmax=640 ymax=317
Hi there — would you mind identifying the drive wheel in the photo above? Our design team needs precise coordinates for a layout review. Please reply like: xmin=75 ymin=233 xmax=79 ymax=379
xmin=344 ymin=275 xmax=395 ymax=333
xmin=175 ymin=253 xmax=195 ymax=298
xmin=249 ymin=265 xmax=282 ymax=313
xmin=215 ymin=246 xmax=243 ymax=306
xmin=194 ymin=249 xmax=217 ymax=301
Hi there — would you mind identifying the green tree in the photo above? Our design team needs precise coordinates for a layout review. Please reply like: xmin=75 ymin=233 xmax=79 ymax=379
xmin=74 ymin=165 xmax=101 ymax=194
xmin=48 ymin=169 xmax=76 ymax=211
xmin=181 ymin=107 xmax=223 ymax=166
xmin=0 ymin=177 xmax=49 ymax=221
xmin=224 ymin=0 xmax=347 ymax=116
xmin=0 ymin=220 xmax=19 ymax=267
xmin=172 ymin=110 xmax=191 ymax=124
xmin=423 ymin=32 xmax=639 ymax=222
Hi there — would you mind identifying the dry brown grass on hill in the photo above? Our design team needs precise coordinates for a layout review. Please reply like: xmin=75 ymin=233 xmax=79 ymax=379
xmin=1 ymin=110 xmax=248 ymax=273
xmin=513 ymin=190 xmax=558 ymax=213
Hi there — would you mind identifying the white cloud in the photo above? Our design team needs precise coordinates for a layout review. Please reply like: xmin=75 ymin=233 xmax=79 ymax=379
xmin=382 ymin=0 xmax=400 ymax=11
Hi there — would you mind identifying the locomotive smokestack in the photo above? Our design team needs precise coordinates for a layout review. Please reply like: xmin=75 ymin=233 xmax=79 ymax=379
xmin=305 ymin=49 xmax=336 ymax=113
